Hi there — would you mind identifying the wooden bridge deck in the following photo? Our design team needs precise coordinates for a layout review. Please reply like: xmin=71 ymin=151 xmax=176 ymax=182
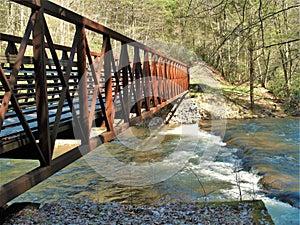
xmin=0 ymin=0 xmax=189 ymax=207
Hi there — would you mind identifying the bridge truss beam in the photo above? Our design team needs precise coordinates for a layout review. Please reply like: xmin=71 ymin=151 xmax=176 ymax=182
xmin=0 ymin=0 xmax=189 ymax=207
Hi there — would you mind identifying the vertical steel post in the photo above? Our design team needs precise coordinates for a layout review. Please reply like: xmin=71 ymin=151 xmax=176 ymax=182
xmin=176 ymin=64 xmax=179 ymax=94
xmin=172 ymin=62 xmax=176 ymax=97
xmin=133 ymin=47 xmax=142 ymax=116
xmin=187 ymin=67 xmax=190 ymax=91
xmin=157 ymin=58 xmax=164 ymax=104
xmin=163 ymin=59 xmax=168 ymax=101
xmin=32 ymin=9 xmax=51 ymax=165
xmin=76 ymin=25 xmax=90 ymax=146
xmin=103 ymin=36 xmax=114 ymax=131
xmin=151 ymin=54 xmax=158 ymax=106
xmin=166 ymin=60 xmax=172 ymax=99
xmin=120 ymin=43 xmax=130 ymax=122
xmin=143 ymin=51 xmax=151 ymax=111
xmin=160 ymin=58 xmax=168 ymax=100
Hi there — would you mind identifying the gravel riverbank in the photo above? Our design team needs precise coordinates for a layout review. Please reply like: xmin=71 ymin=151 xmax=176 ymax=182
xmin=3 ymin=200 xmax=273 ymax=224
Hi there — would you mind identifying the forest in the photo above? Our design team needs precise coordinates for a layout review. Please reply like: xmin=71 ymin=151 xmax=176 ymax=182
xmin=0 ymin=0 xmax=299 ymax=113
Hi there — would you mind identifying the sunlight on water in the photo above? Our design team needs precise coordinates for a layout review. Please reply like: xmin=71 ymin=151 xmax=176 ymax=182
xmin=3 ymin=119 xmax=299 ymax=224
xmin=0 ymin=159 xmax=39 ymax=185
xmin=263 ymin=197 xmax=300 ymax=225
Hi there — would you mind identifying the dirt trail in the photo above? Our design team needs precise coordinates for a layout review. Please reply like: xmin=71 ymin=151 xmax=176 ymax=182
xmin=169 ymin=62 xmax=288 ymax=124
xmin=189 ymin=62 xmax=288 ymax=120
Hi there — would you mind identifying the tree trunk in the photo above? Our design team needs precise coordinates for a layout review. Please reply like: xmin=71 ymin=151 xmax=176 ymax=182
xmin=279 ymin=48 xmax=290 ymax=97
xmin=249 ymin=37 xmax=255 ymax=111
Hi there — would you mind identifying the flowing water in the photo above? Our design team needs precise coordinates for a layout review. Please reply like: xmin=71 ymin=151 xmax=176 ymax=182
xmin=0 ymin=118 xmax=299 ymax=224
xmin=223 ymin=118 xmax=299 ymax=207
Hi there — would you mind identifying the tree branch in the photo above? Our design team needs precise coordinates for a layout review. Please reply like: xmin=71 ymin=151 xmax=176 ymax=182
xmin=265 ymin=38 xmax=300 ymax=48
xmin=210 ymin=3 xmax=299 ymax=58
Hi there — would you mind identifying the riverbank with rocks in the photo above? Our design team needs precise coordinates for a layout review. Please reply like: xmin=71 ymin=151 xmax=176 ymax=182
xmin=168 ymin=61 xmax=292 ymax=124
xmin=2 ymin=200 xmax=273 ymax=224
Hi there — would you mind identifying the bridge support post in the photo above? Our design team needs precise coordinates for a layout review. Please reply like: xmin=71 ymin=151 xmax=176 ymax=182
xmin=103 ymin=36 xmax=114 ymax=132
xmin=133 ymin=47 xmax=142 ymax=116
xmin=143 ymin=51 xmax=151 ymax=111
xmin=120 ymin=43 xmax=130 ymax=122
xmin=157 ymin=58 xmax=163 ymax=104
xmin=151 ymin=55 xmax=158 ymax=107
xmin=77 ymin=25 xmax=90 ymax=146
xmin=33 ymin=9 xmax=51 ymax=165
xmin=166 ymin=60 xmax=172 ymax=99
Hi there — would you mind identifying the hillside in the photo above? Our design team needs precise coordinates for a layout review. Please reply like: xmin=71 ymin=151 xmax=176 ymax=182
xmin=189 ymin=62 xmax=290 ymax=120
xmin=168 ymin=61 xmax=293 ymax=126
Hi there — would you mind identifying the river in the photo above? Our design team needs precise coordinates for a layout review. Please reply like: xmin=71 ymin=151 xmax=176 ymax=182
xmin=1 ymin=118 xmax=299 ymax=224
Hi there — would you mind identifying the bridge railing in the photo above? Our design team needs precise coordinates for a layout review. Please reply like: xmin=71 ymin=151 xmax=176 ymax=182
xmin=0 ymin=0 xmax=189 ymax=206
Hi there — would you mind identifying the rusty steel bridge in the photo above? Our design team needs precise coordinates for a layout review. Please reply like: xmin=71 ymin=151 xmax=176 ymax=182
xmin=0 ymin=0 xmax=189 ymax=206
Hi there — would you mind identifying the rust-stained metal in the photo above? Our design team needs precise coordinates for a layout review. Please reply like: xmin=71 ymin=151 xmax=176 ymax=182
xmin=0 ymin=0 xmax=190 ymax=207
xmin=120 ymin=43 xmax=130 ymax=122
xmin=103 ymin=36 xmax=115 ymax=132
xmin=76 ymin=25 xmax=90 ymax=146
xmin=33 ymin=8 xmax=52 ymax=165
xmin=143 ymin=51 xmax=152 ymax=111
xmin=151 ymin=55 xmax=158 ymax=107
xmin=133 ymin=47 xmax=142 ymax=116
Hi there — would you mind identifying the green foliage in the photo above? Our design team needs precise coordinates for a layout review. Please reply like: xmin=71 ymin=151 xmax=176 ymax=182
xmin=0 ymin=0 xmax=298 ymax=109
xmin=283 ymin=89 xmax=300 ymax=116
